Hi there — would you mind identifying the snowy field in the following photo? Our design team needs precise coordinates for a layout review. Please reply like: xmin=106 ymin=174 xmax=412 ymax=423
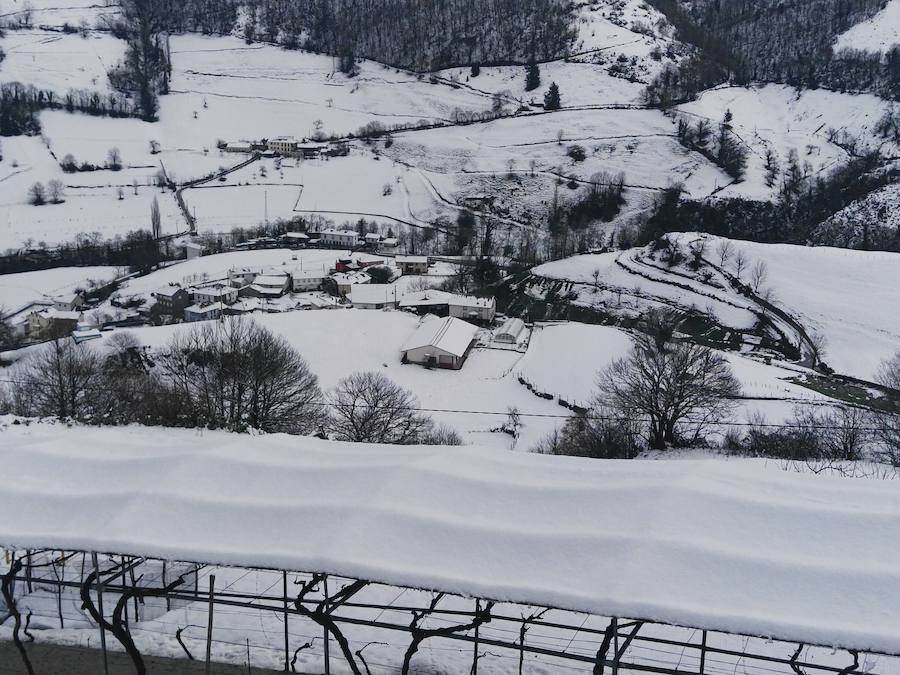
xmin=180 ymin=153 xmax=446 ymax=233
xmin=834 ymin=0 xmax=900 ymax=54
xmin=83 ymin=310 xmax=560 ymax=449
xmin=3 ymin=422 xmax=900 ymax=663
xmin=0 ymin=265 xmax=121 ymax=312
xmin=0 ymin=135 xmax=186 ymax=251
xmin=0 ymin=0 xmax=119 ymax=28
xmin=0 ymin=29 xmax=123 ymax=95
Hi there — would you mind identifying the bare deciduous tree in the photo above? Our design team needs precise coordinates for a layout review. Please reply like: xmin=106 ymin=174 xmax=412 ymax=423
xmin=733 ymin=249 xmax=748 ymax=280
xmin=597 ymin=324 xmax=741 ymax=450
xmin=158 ymin=319 xmax=323 ymax=434
xmin=47 ymin=179 xmax=65 ymax=204
xmin=150 ymin=195 xmax=161 ymax=239
xmin=326 ymin=371 xmax=433 ymax=444
xmin=28 ymin=181 xmax=46 ymax=206
xmin=13 ymin=337 xmax=102 ymax=419
xmin=749 ymin=260 xmax=768 ymax=293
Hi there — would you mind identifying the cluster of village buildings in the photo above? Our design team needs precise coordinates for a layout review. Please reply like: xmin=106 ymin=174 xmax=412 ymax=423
xmin=222 ymin=137 xmax=350 ymax=160
xmin=150 ymin=253 xmax=495 ymax=327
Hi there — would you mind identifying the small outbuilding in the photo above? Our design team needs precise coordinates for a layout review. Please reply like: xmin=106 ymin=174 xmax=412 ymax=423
xmin=401 ymin=316 xmax=479 ymax=370
xmin=395 ymin=255 xmax=429 ymax=275
xmin=494 ymin=317 xmax=526 ymax=344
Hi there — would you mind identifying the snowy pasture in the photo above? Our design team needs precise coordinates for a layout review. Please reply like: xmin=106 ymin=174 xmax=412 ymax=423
xmin=0 ymin=0 xmax=120 ymax=28
xmin=0 ymin=29 xmax=123 ymax=95
xmin=0 ymin=135 xmax=185 ymax=251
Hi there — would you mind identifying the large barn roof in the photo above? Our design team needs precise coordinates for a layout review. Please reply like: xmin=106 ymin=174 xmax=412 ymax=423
xmin=401 ymin=316 xmax=479 ymax=357
xmin=2 ymin=424 xmax=900 ymax=655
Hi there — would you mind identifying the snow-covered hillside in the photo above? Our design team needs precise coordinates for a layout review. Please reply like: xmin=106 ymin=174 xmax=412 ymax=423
xmin=835 ymin=0 xmax=900 ymax=54
xmin=530 ymin=234 xmax=900 ymax=381
xmin=676 ymin=85 xmax=897 ymax=201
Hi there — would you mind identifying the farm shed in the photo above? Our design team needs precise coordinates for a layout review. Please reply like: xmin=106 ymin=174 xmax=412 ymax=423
xmin=401 ymin=316 xmax=479 ymax=369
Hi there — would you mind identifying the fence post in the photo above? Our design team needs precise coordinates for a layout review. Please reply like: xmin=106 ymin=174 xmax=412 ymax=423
xmin=473 ymin=599 xmax=481 ymax=674
xmin=700 ymin=630 xmax=707 ymax=675
xmin=205 ymin=574 xmax=216 ymax=675
xmin=91 ymin=552 xmax=109 ymax=675
xmin=283 ymin=571 xmax=289 ymax=673
xmin=162 ymin=560 xmax=171 ymax=611
xmin=323 ymin=575 xmax=330 ymax=675
xmin=612 ymin=617 xmax=619 ymax=675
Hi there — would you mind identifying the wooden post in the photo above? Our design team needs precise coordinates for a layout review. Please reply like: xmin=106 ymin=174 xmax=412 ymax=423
xmin=162 ymin=560 xmax=171 ymax=611
xmin=283 ymin=571 xmax=290 ymax=672
xmin=205 ymin=574 xmax=216 ymax=675
xmin=121 ymin=556 xmax=129 ymax=628
xmin=473 ymin=599 xmax=481 ymax=674
xmin=699 ymin=630 xmax=707 ymax=675
xmin=612 ymin=617 xmax=619 ymax=675
xmin=322 ymin=575 xmax=330 ymax=675
xmin=91 ymin=552 xmax=109 ymax=675
xmin=24 ymin=550 xmax=32 ymax=593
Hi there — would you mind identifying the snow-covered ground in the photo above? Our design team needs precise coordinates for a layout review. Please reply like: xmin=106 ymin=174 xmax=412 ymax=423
xmin=81 ymin=310 xmax=561 ymax=449
xmin=0 ymin=0 xmax=119 ymax=28
xmin=0 ymin=265 xmax=121 ymax=312
xmin=0 ymin=29 xmax=123 ymax=95
xmin=835 ymin=0 xmax=900 ymax=54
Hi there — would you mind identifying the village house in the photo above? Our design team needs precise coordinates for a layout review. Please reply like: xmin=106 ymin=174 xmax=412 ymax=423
xmin=279 ymin=232 xmax=309 ymax=248
xmin=291 ymin=270 xmax=328 ymax=292
xmin=244 ymin=273 xmax=291 ymax=299
xmin=397 ymin=289 xmax=455 ymax=316
xmin=319 ymin=229 xmax=360 ymax=249
xmin=193 ymin=284 xmax=239 ymax=306
xmin=350 ymin=284 xmax=401 ymax=310
xmin=401 ymin=316 xmax=480 ymax=370
xmin=449 ymin=295 xmax=496 ymax=324
xmin=364 ymin=232 xmax=381 ymax=247
xmin=228 ymin=268 xmax=258 ymax=288
xmin=27 ymin=307 xmax=82 ymax=339
xmin=52 ymin=292 xmax=84 ymax=312
xmin=268 ymin=136 xmax=299 ymax=155
xmin=152 ymin=285 xmax=192 ymax=317
xmin=184 ymin=302 xmax=226 ymax=323
xmin=379 ymin=237 xmax=399 ymax=251
xmin=325 ymin=271 xmax=371 ymax=297
xmin=395 ymin=255 xmax=429 ymax=275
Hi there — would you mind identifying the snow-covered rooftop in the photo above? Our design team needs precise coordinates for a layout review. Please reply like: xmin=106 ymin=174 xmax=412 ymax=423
xmin=350 ymin=284 xmax=400 ymax=305
xmin=401 ymin=316 xmax=479 ymax=357
xmin=2 ymin=424 xmax=900 ymax=654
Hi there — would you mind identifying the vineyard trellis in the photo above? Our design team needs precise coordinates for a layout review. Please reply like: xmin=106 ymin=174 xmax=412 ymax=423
xmin=0 ymin=549 xmax=876 ymax=675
